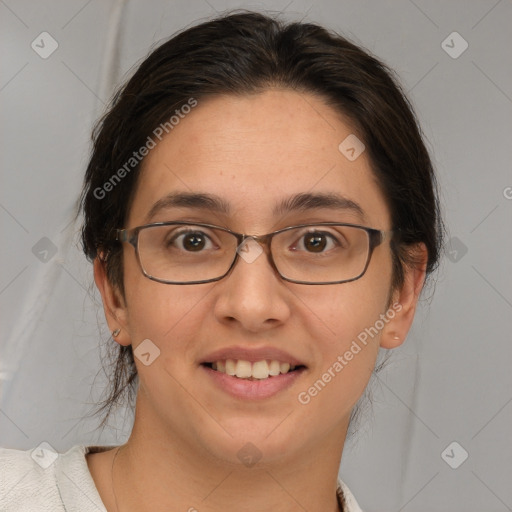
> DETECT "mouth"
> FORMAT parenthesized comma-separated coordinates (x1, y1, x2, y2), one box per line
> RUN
(201, 359, 306, 380)
(199, 346, 308, 399)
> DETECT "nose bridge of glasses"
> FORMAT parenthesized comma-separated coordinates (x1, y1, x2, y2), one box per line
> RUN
(241, 232, 272, 249)
(234, 233, 275, 268)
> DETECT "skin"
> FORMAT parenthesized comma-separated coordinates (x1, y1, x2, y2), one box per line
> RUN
(88, 89, 427, 512)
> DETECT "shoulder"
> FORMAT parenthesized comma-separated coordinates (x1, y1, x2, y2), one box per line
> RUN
(338, 479, 364, 512)
(0, 444, 110, 512)
(0, 444, 64, 511)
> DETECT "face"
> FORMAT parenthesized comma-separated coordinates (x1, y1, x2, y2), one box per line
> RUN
(96, 89, 423, 467)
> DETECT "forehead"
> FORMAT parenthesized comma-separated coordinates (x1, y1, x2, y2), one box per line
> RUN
(127, 89, 390, 229)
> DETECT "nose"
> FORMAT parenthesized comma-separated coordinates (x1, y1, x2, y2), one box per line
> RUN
(212, 238, 291, 332)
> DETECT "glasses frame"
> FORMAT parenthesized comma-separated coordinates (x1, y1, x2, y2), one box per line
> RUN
(115, 221, 392, 285)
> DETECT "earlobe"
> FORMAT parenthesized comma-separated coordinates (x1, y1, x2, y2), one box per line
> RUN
(380, 243, 428, 349)
(93, 256, 131, 347)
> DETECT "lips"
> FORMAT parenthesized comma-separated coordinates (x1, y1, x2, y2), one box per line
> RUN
(201, 347, 306, 383)
(204, 359, 300, 379)
(201, 346, 305, 366)
(199, 346, 307, 381)
(200, 363, 307, 400)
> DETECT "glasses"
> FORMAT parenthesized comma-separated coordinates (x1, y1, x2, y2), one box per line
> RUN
(115, 221, 391, 285)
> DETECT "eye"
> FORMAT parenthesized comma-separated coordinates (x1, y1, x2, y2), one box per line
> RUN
(296, 231, 338, 253)
(169, 230, 215, 252)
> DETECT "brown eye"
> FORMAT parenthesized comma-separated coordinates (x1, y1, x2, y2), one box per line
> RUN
(303, 234, 327, 252)
(167, 230, 213, 252)
(181, 232, 206, 251)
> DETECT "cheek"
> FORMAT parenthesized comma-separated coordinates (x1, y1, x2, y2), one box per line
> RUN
(292, 267, 391, 413)
(123, 257, 207, 357)
(310, 287, 384, 382)
(124, 279, 210, 415)
(296, 270, 391, 347)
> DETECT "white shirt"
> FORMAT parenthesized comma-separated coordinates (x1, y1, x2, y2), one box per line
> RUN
(0, 445, 363, 511)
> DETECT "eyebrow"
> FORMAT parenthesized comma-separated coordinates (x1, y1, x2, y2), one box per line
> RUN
(145, 191, 365, 222)
(145, 192, 231, 221)
(273, 192, 365, 219)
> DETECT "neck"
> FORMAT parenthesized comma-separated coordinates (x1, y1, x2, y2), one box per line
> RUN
(111, 398, 348, 512)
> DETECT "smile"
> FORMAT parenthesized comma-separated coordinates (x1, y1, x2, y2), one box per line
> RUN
(203, 359, 304, 380)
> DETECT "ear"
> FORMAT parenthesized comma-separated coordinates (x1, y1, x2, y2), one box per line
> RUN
(94, 255, 131, 347)
(380, 243, 428, 349)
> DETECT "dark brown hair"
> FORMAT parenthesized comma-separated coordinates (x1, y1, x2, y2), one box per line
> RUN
(80, 11, 443, 428)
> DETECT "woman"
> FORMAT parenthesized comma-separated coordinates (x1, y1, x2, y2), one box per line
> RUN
(1, 11, 442, 512)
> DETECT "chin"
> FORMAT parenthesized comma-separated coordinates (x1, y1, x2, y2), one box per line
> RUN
(195, 418, 304, 468)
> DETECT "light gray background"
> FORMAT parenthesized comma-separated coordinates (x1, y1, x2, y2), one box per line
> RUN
(1, 1, 511, 510)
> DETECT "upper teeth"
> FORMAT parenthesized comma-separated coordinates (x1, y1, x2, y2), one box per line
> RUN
(211, 359, 296, 379)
